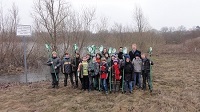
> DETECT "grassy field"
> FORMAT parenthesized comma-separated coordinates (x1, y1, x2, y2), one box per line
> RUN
(0, 53, 199, 112)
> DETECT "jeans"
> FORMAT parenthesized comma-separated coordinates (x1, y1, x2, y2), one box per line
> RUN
(101, 79, 108, 92)
(124, 81, 133, 92)
(133, 72, 141, 88)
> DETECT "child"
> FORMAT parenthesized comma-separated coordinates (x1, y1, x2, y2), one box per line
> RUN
(100, 57, 109, 94)
(112, 58, 121, 92)
(141, 53, 154, 92)
(122, 55, 134, 93)
(46, 51, 61, 88)
(105, 53, 111, 88)
(132, 53, 142, 89)
(88, 56, 99, 91)
(61, 53, 73, 87)
(86, 54, 92, 63)
(71, 53, 82, 88)
(96, 53, 102, 64)
(78, 56, 89, 91)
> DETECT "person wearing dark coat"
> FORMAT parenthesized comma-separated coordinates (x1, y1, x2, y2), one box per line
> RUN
(129, 44, 141, 87)
(46, 51, 61, 88)
(72, 53, 82, 88)
(88, 56, 99, 91)
(61, 53, 73, 87)
(141, 53, 154, 91)
(118, 47, 124, 60)
(129, 44, 141, 61)
(121, 55, 134, 93)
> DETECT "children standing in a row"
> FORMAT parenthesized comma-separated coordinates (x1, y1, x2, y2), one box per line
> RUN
(46, 49, 153, 94)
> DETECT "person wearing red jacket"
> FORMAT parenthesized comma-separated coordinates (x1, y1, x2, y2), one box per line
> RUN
(112, 58, 121, 92)
(100, 57, 109, 94)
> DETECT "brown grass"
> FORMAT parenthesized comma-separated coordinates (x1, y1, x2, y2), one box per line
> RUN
(0, 53, 199, 112)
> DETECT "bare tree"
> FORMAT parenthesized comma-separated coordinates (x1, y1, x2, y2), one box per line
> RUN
(32, 0, 71, 51)
(96, 17, 109, 32)
(133, 5, 149, 33)
(78, 7, 96, 52)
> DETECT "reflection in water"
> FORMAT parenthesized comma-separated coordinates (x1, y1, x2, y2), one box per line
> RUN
(0, 66, 64, 83)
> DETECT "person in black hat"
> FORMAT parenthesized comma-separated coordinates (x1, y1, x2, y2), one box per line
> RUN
(121, 55, 134, 93)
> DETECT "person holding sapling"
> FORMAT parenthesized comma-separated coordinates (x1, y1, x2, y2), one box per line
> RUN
(88, 56, 100, 91)
(72, 53, 82, 88)
(121, 55, 134, 93)
(105, 53, 111, 87)
(46, 51, 61, 88)
(100, 57, 109, 94)
(78, 56, 89, 91)
(61, 52, 73, 87)
(141, 53, 154, 92)
(112, 58, 121, 92)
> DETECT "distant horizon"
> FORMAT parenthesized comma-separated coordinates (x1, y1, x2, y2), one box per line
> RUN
(1, 0, 200, 31)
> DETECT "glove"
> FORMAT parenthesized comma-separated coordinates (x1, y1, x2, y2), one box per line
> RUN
(51, 61, 53, 64)
(54, 66, 57, 69)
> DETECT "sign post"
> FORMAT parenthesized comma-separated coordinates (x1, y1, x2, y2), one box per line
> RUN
(17, 25, 32, 83)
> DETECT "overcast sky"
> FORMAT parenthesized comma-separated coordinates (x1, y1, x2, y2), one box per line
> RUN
(1, 0, 200, 30)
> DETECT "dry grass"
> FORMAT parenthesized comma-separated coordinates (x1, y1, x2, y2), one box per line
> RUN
(0, 53, 199, 112)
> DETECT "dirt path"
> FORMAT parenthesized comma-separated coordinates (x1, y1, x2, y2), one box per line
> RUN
(0, 54, 199, 112)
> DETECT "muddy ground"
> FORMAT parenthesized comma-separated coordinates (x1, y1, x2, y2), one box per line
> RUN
(0, 53, 199, 112)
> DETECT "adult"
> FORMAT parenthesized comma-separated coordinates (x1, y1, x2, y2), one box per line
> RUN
(129, 44, 141, 87)
(118, 47, 123, 60)
(129, 44, 141, 61)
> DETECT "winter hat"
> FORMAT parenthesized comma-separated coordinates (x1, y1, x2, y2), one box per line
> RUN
(125, 55, 130, 59)
(111, 54, 116, 58)
(113, 58, 118, 63)
(135, 53, 140, 57)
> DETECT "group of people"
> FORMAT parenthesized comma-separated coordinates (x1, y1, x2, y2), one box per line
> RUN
(46, 44, 153, 94)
